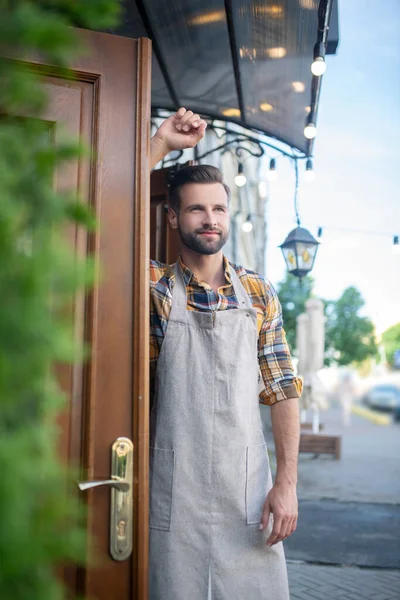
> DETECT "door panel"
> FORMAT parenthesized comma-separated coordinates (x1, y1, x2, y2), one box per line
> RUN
(11, 30, 151, 599)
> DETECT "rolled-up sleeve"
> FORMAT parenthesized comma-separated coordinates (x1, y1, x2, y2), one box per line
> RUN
(258, 284, 303, 405)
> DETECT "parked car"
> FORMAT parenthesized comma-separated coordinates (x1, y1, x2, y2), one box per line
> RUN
(362, 384, 400, 412)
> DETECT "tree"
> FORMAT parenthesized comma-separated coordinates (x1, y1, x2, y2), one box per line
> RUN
(381, 323, 400, 367)
(276, 273, 313, 350)
(325, 286, 377, 366)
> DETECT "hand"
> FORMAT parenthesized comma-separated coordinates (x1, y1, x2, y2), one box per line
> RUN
(151, 107, 207, 163)
(259, 483, 298, 546)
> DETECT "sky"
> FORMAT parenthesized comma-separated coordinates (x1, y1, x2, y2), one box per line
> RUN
(265, 0, 400, 336)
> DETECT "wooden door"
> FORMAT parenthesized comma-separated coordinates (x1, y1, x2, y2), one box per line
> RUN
(150, 166, 181, 263)
(12, 30, 151, 599)
(150, 162, 194, 264)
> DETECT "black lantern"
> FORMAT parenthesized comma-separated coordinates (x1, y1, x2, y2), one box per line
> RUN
(279, 226, 319, 278)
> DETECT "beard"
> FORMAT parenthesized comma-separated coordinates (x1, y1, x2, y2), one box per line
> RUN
(177, 223, 229, 255)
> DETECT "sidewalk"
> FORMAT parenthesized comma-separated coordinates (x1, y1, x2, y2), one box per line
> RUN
(287, 561, 400, 600)
(294, 404, 400, 505)
(260, 403, 400, 598)
(261, 403, 400, 504)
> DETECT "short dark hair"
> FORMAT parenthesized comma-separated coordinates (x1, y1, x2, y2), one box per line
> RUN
(168, 164, 230, 214)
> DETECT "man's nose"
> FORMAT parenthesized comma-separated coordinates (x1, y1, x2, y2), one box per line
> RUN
(202, 210, 217, 227)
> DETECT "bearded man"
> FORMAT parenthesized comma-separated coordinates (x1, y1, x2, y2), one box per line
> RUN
(148, 108, 302, 600)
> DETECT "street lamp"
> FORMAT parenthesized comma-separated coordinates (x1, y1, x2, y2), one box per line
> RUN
(279, 226, 319, 278)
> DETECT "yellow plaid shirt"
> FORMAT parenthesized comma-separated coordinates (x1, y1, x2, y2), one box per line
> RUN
(150, 256, 302, 405)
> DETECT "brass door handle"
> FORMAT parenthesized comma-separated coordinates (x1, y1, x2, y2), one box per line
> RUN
(77, 478, 130, 492)
(76, 437, 134, 561)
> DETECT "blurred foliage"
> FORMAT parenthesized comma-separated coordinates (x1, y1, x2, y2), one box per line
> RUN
(381, 323, 400, 367)
(277, 275, 377, 367)
(324, 287, 377, 366)
(0, 2, 121, 599)
(276, 272, 314, 350)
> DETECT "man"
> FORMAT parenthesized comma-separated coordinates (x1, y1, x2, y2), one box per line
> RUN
(149, 108, 302, 600)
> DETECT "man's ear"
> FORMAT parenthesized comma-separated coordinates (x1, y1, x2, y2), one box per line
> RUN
(168, 206, 179, 230)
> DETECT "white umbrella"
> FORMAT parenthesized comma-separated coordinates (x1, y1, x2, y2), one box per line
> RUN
(296, 298, 327, 432)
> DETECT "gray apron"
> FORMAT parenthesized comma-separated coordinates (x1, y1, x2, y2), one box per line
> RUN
(149, 263, 290, 600)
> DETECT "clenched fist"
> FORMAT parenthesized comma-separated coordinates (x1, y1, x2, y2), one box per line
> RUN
(150, 108, 207, 168)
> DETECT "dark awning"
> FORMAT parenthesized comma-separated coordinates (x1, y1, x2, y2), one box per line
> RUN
(109, 1, 339, 155)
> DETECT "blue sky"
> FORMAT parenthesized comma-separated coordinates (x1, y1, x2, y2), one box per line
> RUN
(266, 0, 400, 335)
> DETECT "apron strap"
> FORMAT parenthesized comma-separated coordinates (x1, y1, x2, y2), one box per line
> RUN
(228, 265, 253, 309)
(169, 263, 189, 320)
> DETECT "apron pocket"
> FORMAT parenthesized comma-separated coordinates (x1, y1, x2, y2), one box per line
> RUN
(246, 442, 269, 525)
(149, 447, 174, 531)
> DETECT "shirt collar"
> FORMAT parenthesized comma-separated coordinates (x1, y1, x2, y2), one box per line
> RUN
(177, 255, 232, 287)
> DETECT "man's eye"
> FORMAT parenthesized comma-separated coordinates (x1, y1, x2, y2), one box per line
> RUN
(216, 207, 225, 212)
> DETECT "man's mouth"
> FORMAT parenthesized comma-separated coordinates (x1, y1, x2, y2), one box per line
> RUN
(197, 230, 220, 236)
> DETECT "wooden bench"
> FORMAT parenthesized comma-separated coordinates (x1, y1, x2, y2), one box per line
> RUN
(299, 433, 341, 460)
(300, 422, 324, 431)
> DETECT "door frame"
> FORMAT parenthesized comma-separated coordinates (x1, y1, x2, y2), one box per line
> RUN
(132, 37, 151, 599)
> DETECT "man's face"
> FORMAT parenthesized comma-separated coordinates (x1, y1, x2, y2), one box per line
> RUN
(169, 182, 230, 255)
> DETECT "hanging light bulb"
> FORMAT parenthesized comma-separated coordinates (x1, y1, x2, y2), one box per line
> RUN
(317, 227, 323, 242)
(304, 111, 317, 139)
(235, 163, 247, 187)
(311, 42, 327, 76)
(393, 235, 400, 255)
(242, 214, 253, 233)
(304, 123, 316, 139)
(304, 158, 315, 182)
(266, 158, 277, 181)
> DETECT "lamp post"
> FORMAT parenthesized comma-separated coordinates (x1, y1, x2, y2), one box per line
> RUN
(279, 226, 319, 279)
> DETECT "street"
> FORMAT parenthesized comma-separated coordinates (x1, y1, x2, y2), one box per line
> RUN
(263, 402, 400, 599)
(285, 499, 400, 569)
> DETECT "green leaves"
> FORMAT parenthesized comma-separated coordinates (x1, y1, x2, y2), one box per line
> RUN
(0, 1, 121, 598)
(36, 0, 123, 30)
(381, 323, 400, 367)
(325, 287, 377, 366)
(276, 275, 378, 367)
(276, 273, 314, 350)
(65, 199, 97, 231)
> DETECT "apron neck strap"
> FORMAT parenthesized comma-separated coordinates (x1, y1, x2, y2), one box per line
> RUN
(228, 265, 253, 309)
(171, 262, 189, 315)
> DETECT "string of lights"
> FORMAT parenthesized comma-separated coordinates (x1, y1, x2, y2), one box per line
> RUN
(238, 214, 400, 247)
(304, 0, 334, 152)
(315, 226, 400, 253)
(315, 225, 399, 239)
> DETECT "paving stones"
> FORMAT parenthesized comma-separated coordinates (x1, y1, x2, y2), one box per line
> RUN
(287, 562, 400, 600)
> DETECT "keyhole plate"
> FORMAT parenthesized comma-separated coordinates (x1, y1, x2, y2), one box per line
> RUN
(110, 437, 134, 561)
